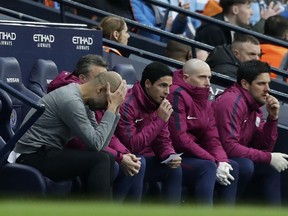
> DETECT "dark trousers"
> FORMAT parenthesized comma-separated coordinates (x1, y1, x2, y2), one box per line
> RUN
(181, 158, 239, 206)
(144, 156, 182, 204)
(16, 148, 114, 200)
(113, 156, 146, 203)
(182, 157, 217, 205)
(232, 157, 281, 205)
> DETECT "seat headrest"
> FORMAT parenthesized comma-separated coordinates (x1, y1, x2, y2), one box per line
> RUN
(112, 64, 138, 87)
(0, 57, 23, 91)
(29, 59, 59, 93)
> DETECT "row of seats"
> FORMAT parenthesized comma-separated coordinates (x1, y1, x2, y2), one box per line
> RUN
(0, 82, 72, 195)
(0, 56, 139, 133)
(0, 56, 139, 196)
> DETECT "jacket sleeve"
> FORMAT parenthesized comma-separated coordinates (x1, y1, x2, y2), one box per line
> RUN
(201, 105, 229, 162)
(171, 13, 187, 35)
(151, 123, 177, 160)
(250, 115, 278, 152)
(131, 0, 155, 26)
(213, 95, 272, 163)
(104, 135, 130, 163)
(116, 101, 175, 158)
(59, 98, 116, 151)
(168, 92, 216, 161)
(95, 110, 130, 163)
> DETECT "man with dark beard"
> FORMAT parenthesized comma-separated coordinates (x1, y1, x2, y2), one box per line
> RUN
(11, 71, 127, 200)
(213, 60, 288, 205)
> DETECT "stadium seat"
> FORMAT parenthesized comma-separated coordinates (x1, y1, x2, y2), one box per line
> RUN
(0, 86, 72, 196)
(113, 64, 138, 88)
(0, 57, 40, 131)
(0, 89, 14, 142)
(103, 52, 147, 81)
(28, 59, 59, 97)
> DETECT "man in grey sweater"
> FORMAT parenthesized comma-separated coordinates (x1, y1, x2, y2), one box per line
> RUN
(13, 71, 127, 200)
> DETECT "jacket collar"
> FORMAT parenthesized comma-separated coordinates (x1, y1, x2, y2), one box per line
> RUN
(132, 82, 158, 113)
(233, 83, 262, 111)
(173, 69, 210, 106)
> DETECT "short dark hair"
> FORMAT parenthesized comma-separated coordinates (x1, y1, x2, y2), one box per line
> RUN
(237, 60, 271, 85)
(264, 15, 288, 39)
(166, 38, 192, 61)
(220, 0, 251, 14)
(72, 54, 108, 77)
(140, 61, 173, 87)
(233, 33, 260, 45)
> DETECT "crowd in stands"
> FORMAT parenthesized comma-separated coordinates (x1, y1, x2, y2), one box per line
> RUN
(3, 0, 288, 206)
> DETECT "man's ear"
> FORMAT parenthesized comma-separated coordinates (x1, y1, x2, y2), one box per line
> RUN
(284, 31, 288, 41)
(186, 50, 192, 61)
(94, 84, 106, 95)
(79, 74, 86, 83)
(232, 5, 239, 15)
(233, 48, 239, 58)
(144, 79, 151, 88)
(112, 30, 119, 40)
(241, 79, 249, 90)
(183, 73, 189, 82)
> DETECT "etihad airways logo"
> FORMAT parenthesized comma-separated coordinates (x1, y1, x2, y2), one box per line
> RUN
(72, 36, 93, 50)
(0, 32, 16, 46)
(33, 34, 55, 48)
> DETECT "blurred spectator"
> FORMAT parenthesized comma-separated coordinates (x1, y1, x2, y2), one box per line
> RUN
(206, 33, 261, 78)
(115, 62, 183, 204)
(195, 0, 282, 48)
(131, 0, 187, 41)
(74, 0, 134, 21)
(260, 15, 288, 79)
(157, 0, 203, 38)
(195, 0, 253, 47)
(98, 16, 130, 57)
(165, 37, 192, 63)
(167, 59, 239, 205)
(213, 60, 288, 205)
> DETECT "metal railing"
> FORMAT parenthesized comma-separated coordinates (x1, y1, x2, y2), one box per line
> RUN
(54, 0, 288, 79)
(103, 38, 288, 103)
(0, 81, 45, 159)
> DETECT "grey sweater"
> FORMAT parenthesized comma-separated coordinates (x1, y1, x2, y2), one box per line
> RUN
(14, 83, 119, 154)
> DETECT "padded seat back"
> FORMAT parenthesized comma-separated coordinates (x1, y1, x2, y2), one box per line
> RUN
(28, 59, 59, 97)
(0, 57, 40, 130)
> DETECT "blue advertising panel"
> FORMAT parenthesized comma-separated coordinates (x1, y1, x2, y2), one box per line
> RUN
(0, 23, 102, 85)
